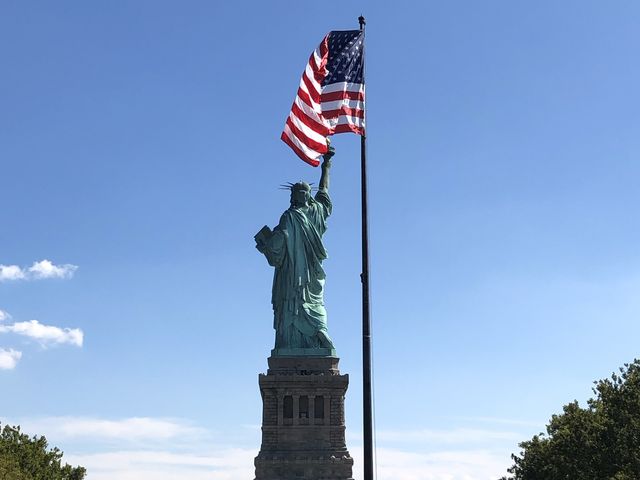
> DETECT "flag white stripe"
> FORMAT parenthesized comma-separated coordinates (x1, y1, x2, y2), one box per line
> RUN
(294, 96, 329, 130)
(298, 77, 322, 112)
(321, 82, 365, 94)
(283, 123, 323, 160)
(336, 116, 365, 126)
(327, 116, 365, 129)
(288, 112, 327, 144)
(304, 63, 322, 97)
(321, 99, 364, 111)
(312, 48, 323, 70)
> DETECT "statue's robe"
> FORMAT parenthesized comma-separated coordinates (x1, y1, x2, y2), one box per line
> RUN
(261, 189, 334, 350)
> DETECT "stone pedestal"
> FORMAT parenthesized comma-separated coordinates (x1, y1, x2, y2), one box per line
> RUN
(254, 356, 354, 480)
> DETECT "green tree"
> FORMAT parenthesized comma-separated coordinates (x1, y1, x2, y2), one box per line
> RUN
(0, 424, 86, 480)
(501, 359, 640, 480)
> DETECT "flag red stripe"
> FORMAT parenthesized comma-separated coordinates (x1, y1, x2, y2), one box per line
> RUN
(282, 122, 326, 158)
(281, 131, 321, 167)
(294, 96, 329, 132)
(302, 71, 321, 104)
(291, 102, 330, 136)
(320, 90, 365, 102)
(319, 35, 329, 60)
(295, 86, 316, 111)
(334, 123, 365, 135)
(286, 117, 328, 154)
(308, 53, 325, 84)
(323, 106, 365, 119)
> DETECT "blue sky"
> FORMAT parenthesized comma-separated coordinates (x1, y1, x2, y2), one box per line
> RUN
(1, 1, 639, 479)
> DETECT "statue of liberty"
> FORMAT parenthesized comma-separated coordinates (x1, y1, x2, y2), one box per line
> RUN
(255, 146, 336, 356)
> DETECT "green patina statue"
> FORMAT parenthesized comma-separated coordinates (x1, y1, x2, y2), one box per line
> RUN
(255, 147, 337, 357)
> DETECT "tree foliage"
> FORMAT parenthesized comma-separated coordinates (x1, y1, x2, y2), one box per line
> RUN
(0, 424, 86, 480)
(501, 359, 640, 480)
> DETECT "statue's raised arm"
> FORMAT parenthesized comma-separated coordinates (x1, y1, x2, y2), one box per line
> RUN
(318, 145, 335, 192)
(312, 145, 334, 220)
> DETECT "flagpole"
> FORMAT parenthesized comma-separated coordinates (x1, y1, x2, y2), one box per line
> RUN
(358, 14, 374, 480)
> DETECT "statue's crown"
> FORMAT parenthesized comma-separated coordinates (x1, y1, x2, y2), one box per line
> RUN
(280, 181, 313, 192)
(292, 181, 311, 193)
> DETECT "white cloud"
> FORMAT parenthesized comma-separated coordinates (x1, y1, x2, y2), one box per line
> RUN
(0, 348, 22, 370)
(0, 264, 26, 281)
(28, 259, 78, 279)
(357, 447, 510, 480)
(0, 418, 517, 480)
(28, 417, 204, 442)
(66, 449, 255, 480)
(0, 260, 78, 281)
(347, 429, 516, 479)
(0, 309, 10, 322)
(375, 427, 520, 444)
(0, 320, 83, 347)
(456, 416, 544, 428)
(66, 444, 510, 480)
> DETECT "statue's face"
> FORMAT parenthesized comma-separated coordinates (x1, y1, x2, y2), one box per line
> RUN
(291, 189, 309, 208)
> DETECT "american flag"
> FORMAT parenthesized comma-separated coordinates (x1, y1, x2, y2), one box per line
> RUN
(281, 30, 365, 166)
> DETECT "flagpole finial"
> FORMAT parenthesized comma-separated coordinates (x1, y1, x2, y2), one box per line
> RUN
(358, 15, 366, 30)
